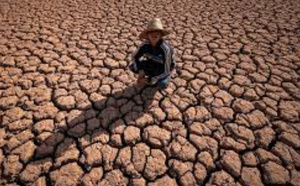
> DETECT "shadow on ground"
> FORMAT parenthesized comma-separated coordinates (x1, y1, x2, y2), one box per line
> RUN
(30, 83, 160, 179)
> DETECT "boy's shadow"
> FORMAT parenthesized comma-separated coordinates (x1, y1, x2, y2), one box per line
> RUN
(33, 83, 160, 171)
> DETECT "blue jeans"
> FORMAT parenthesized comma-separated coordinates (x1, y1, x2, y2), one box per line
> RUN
(156, 76, 170, 89)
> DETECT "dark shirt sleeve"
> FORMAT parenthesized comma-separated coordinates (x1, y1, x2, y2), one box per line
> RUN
(131, 41, 148, 71)
(131, 41, 148, 70)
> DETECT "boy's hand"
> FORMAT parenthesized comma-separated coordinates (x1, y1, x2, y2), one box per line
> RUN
(143, 53, 151, 59)
(144, 53, 163, 63)
(137, 77, 147, 85)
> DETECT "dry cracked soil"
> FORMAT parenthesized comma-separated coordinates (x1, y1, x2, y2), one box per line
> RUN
(0, 0, 300, 185)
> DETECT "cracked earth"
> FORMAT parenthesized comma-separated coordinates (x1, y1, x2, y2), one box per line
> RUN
(0, 0, 300, 185)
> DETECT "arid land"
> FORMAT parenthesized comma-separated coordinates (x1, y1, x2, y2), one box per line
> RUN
(0, 0, 300, 185)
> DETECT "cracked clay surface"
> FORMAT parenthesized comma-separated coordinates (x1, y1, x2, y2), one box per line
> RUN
(0, 0, 300, 185)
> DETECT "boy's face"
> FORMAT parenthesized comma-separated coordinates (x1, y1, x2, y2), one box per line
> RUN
(147, 31, 162, 46)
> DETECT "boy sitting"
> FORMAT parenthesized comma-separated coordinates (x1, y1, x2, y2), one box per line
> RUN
(129, 18, 175, 89)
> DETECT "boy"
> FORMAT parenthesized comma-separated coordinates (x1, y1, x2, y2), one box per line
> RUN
(129, 18, 175, 89)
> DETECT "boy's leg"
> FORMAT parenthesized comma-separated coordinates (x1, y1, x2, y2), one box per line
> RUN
(156, 76, 171, 89)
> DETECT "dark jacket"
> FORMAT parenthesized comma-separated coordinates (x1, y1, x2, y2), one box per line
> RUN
(131, 39, 175, 82)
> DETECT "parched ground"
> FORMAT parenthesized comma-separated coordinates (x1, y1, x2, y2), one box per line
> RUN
(0, 0, 300, 185)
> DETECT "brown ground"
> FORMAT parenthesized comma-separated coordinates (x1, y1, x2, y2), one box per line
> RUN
(0, 0, 300, 185)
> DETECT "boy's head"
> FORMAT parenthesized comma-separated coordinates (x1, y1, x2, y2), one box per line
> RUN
(147, 30, 163, 47)
(139, 18, 169, 46)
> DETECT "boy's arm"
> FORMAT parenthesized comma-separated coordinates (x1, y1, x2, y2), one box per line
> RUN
(129, 41, 148, 72)
(149, 42, 174, 84)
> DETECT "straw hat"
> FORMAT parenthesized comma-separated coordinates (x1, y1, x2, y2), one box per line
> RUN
(139, 18, 170, 40)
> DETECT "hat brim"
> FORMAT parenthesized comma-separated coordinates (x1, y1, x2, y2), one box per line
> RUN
(139, 29, 170, 40)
